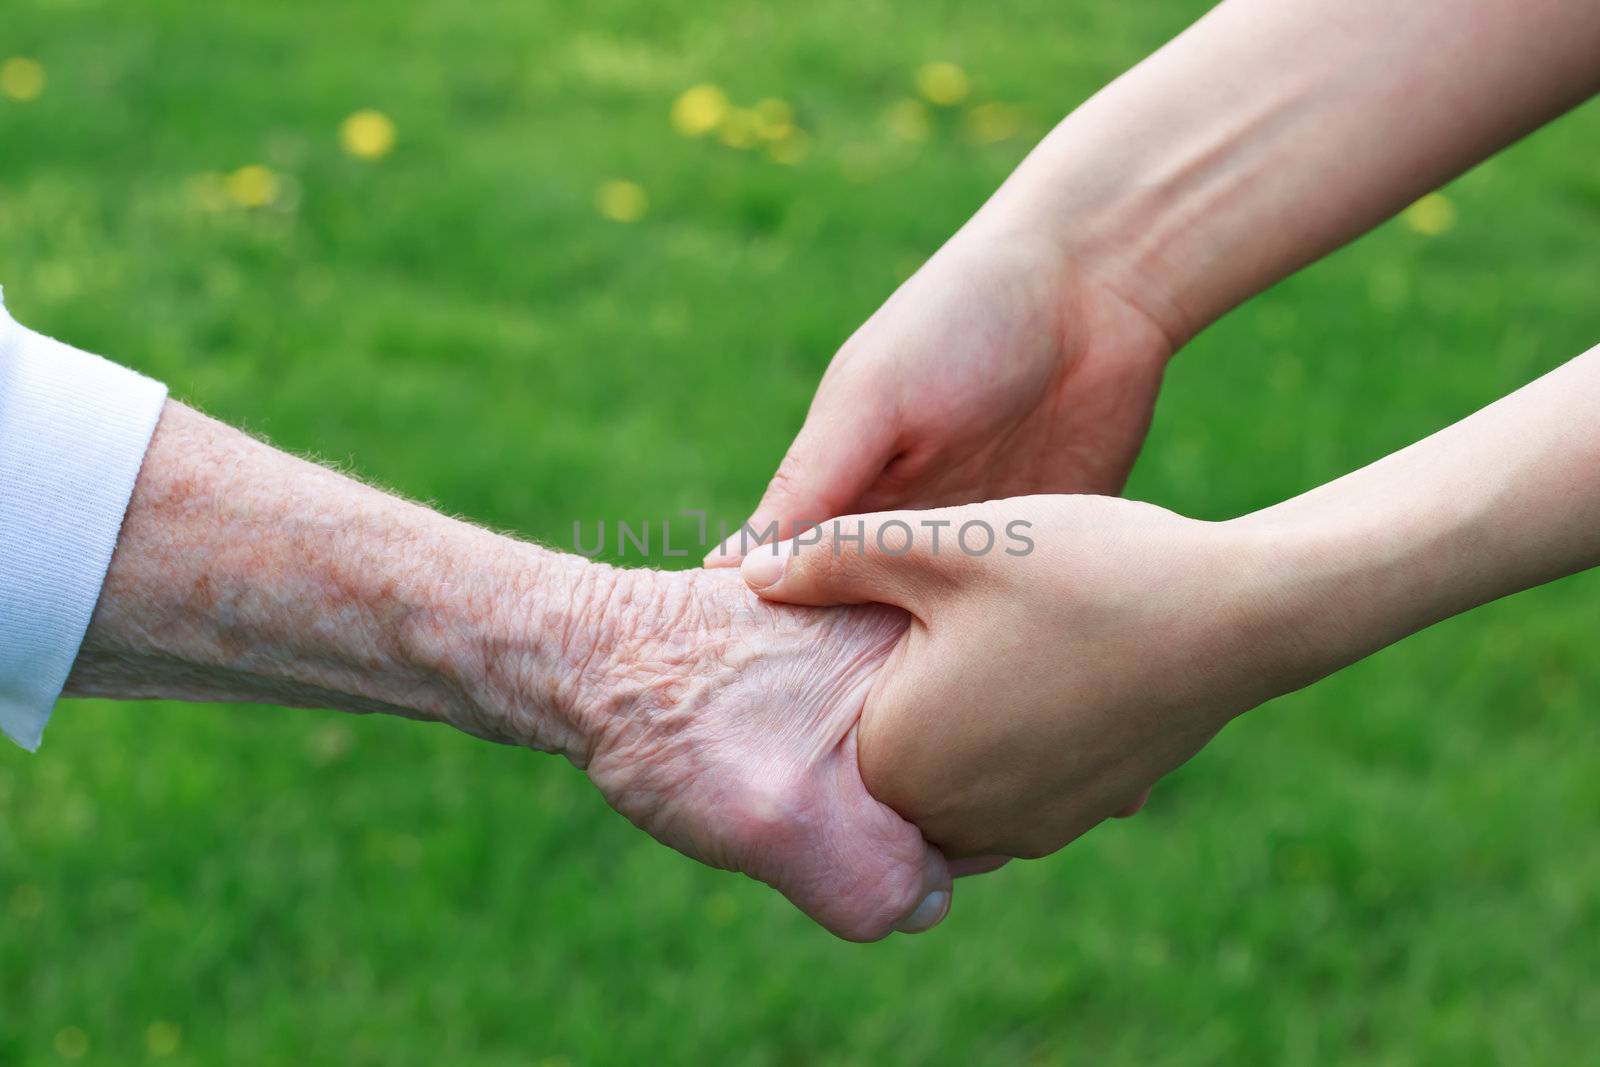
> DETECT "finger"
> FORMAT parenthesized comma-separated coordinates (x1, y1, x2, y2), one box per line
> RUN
(703, 400, 897, 568)
(772, 730, 954, 941)
(739, 511, 949, 612)
(1113, 787, 1152, 819)
(949, 854, 1011, 878)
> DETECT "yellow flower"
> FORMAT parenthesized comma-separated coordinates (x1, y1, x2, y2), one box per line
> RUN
(1402, 193, 1456, 236)
(719, 108, 761, 150)
(595, 179, 648, 222)
(54, 1027, 89, 1061)
(185, 173, 231, 213)
(671, 83, 729, 137)
(225, 165, 280, 208)
(340, 109, 396, 160)
(752, 98, 794, 141)
(146, 1021, 182, 1057)
(883, 98, 930, 142)
(767, 129, 811, 166)
(0, 57, 46, 101)
(9, 882, 43, 919)
(964, 102, 1023, 144)
(915, 61, 969, 107)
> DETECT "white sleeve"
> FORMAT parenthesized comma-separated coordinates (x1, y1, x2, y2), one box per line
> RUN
(0, 289, 167, 751)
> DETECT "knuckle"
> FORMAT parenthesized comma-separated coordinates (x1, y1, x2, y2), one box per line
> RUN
(779, 530, 843, 589)
(729, 777, 810, 854)
(832, 912, 894, 943)
(879, 862, 931, 920)
(762, 450, 813, 512)
(829, 869, 923, 943)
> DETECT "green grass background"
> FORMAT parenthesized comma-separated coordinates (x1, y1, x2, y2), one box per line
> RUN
(2, 0, 1598, 1063)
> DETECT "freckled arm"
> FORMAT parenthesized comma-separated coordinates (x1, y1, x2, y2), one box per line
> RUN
(64, 400, 613, 761)
(59, 400, 951, 939)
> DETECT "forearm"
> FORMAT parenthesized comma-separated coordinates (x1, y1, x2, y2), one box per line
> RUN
(1239, 345, 1600, 687)
(59, 402, 946, 938)
(976, 0, 1600, 345)
(65, 401, 609, 759)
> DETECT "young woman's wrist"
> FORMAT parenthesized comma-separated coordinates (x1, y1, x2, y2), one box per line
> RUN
(1224, 485, 1486, 701)
(970, 122, 1215, 356)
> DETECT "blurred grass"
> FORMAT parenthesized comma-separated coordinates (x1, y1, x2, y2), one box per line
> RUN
(2, 0, 1598, 1063)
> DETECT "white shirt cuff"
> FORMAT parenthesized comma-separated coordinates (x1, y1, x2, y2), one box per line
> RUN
(0, 291, 167, 751)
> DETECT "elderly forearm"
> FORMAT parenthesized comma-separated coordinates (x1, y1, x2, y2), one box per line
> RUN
(1238, 344, 1600, 687)
(65, 400, 609, 759)
(56, 401, 948, 937)
(975, 0, 1600, 345)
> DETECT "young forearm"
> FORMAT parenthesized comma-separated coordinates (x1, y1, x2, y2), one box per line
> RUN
(977, 0, 1600, 344)
(65, 401, 607, 758)
(1240, 345, 1600, 687)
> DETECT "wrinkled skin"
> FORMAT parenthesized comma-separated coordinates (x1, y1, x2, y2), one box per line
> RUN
(571, 567, 949, 942)
(707, 231, 1173, 561)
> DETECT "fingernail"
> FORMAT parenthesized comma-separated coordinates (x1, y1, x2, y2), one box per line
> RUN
(895, 890, 950, 934)
(741, 539, 793, 589)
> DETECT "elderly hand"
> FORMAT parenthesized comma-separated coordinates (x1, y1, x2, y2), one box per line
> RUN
(549, 566, 955, 940)
(69, 402, 954, 942)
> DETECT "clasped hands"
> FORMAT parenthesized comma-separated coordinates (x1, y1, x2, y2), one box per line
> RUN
(57, 0, 1598, 948)
(80, 165, 1588, 947)
(567, 234, 1310, 941)
(577, 212, 1563, 939)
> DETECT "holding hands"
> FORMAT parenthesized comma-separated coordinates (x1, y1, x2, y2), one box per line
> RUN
(740, 497, 1262, 860)
(30, 0, 1600, 945)
(734, 342, 1600, 893)
(684, 0, 1600, 929)
(572, 567, 951, 939)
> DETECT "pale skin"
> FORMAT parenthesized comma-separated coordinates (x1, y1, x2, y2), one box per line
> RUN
(721, 0, 1600, 856)
(48, 0, 1600, 939)
(744, 344, 1600, 857)
(66, 401, 953, 941)
(707, 0, 1600, 559)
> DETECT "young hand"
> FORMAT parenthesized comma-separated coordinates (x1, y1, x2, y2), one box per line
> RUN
(704, 230, 1172, 564)
(738, 496, 1288, 858)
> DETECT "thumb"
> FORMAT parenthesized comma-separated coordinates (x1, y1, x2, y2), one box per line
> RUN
(739, 512, 947, 612)
(704, 404, 897, 568)
(772, 726, 954, 941)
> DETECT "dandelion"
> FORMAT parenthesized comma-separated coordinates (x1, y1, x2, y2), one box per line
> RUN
(146, 1021, 182, 1057)
(767, 129, 811, 166)
(307, 722, 354, 765)
(9, 882, 43, 919)
(964, 102, 1023, 144)
(0, 57, 45, 101)
(225, 165, 280, 209)
(884, 98, 931, 142)
(185, 173, 232, 213)
(1402, 193, 1456, 236)
(54, 1027, 89, 1060)
(752, 98, 794, 141)
(718, 108, 761, 150)
(916, 61, 970, 107)
(340, 109, 396, 160)
(671, 84, 729, 137)
(595, 180, 647, 222)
